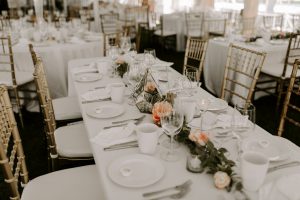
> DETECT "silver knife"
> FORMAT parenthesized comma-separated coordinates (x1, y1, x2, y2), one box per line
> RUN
(82, 98, 111, 104)
(268, 161, 300, 173)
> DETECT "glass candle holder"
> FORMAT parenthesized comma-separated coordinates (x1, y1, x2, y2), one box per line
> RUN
(186, 154, 203, 173)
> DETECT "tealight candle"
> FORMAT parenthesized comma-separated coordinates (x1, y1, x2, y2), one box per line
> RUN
(186, 154, 202, 173)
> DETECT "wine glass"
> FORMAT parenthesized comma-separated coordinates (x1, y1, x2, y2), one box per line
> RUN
(126, 63, 143, 105)
(160, 109, 184, 161)
(120, 36, 131, 54)
(144, 48, 156, 67)
(108, 46, 120, 77)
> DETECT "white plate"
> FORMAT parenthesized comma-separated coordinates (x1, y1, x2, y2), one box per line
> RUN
(207, 98, 228, 111)
(75, 73, 102, 82)
(108, 154, 165, 188)
(81, 88, 110, 101)
(242, 137, 290, 162)
(86, 103, 125, 119)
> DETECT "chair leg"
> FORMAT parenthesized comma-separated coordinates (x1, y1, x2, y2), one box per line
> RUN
(276, 81, 284, 110)
(13, 87, 24, 128)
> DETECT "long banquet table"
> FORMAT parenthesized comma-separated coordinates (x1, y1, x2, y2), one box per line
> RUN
(68, 56, 300, 200)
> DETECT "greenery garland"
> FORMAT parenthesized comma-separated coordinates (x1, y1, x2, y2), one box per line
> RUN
(175, 123, 245, 193)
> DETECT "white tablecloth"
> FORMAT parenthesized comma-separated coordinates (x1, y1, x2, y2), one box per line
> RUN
(12, 39, 103, 98)
(204, 39, 288, 99)
(68, 56, 300, 200)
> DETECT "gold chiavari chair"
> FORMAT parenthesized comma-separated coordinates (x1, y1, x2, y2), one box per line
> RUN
(33, 58, 93, 171)
(0, 85, 29, 200)
(154, 15, 177, 50)
(291, 14, 300, 32)
(277, 59, 300, 137)
(203, 18, 227, 38)
(182, 37, 208, 83)
(100, 13, 121, 34)
(0, 35, 36, 127)
(185, 12, 205, 38)
(240, 17, 256, 36)
(0, 15, 11, 31)
(0, 85, 102, 200)
(29, 44, 81, 122)
(103, 31, 124, 56)
(255, 33, 300, 109)
(262, 13, 283, 31)
(221, 44, 266, 104)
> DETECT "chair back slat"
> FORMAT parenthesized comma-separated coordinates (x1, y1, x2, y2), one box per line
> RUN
(0, 85, 29, 200)
(33, 58, 58, 170)
(278, 59, 300, 136)
(183, 37, 208, 83)
(282, 33, 300, 77)
(221, 44, 266, 104)
(262, 14, 283, 31)
(203, 18, 227, 37)
(100, 13, 121, 34)
(185, 12, 205, 37)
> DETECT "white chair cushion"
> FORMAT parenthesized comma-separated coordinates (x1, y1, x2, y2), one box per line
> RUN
(55, 123, 92, 158)
(52, 96, 82, 120)
(0, 71, 33, 86)
(261, 63, 300, 78)
(154, 30, 177, 37)
(21, 165, 104, 200)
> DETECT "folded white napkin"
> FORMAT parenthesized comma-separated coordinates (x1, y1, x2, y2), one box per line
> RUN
(73, 62, 98, 74)
(90, 123, 137, 148)
(81, 88, 110, 101)
(259, 173, 300, 200)
(152, 60, 174, 68)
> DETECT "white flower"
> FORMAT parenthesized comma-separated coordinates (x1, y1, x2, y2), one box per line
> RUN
(213, 171, 231, 189)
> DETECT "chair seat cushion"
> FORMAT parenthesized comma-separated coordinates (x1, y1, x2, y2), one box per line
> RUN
(154, 30, 177, 37)
(55, 123, 92, 158)
(0, 71, 33, 86)
(21, 165, 104, 200)
(52, 96, 82, 120)
(261, 63, 300, 78)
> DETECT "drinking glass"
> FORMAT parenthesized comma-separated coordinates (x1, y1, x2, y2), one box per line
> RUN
(126, 63, 143, 105)
(120, 36, 131, 54)
(144, 48, 156, 66)
(160, 109, 184, 161)
(108, 46, 120, 77)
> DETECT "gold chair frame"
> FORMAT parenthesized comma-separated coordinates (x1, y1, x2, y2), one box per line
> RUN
(262, 14, 283, 31)
(33, 58, 92, 171)
(185, 12, 205, 37)
(291, 14, 300, 32)
(0, 35, 36, 127)
(221, 44, 266, 104)
(0, 85, 29, 200)
(103, 32, 123, 56)
(203, 18, 227, 38)
(182, 37, 208, 83)
(278, 59, 300, 136)
(100, 13, 120, 34)
(255, 33, 300, 108)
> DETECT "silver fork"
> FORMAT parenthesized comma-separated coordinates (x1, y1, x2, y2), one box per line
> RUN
(147, 186, 191, 200)
(143, 180, 192, 198)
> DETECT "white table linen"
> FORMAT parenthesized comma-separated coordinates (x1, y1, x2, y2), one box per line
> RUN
(204, 38, 288, 99)
(69, 56, 300, 200)
(12, 39, 103, 98)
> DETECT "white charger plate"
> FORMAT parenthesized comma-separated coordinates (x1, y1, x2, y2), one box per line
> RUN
(86, 103, 125, 119)
(75, 73, 102, 82)
(108, 154, 165, 188)
(207, 98, 228, 111)
(242, 137, 290, 162)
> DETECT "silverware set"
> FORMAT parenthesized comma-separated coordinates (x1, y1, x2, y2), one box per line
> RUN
(81, 98, 111, 104)
(103, 115, 145, 129)
(143, 180, 192, 200)
(104, 141, 138, 151)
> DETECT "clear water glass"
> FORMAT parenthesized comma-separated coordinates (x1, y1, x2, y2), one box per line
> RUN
(144, 48, 156, 66)
(108, 46, 120, 77)
(120, 36, 131, 54)
(160, 109, 184, 162)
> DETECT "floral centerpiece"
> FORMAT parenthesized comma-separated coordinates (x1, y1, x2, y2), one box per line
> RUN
(270, 32, 292, 40)
(115, 59, 128, 78)
(176, 125, 244, 193)
(152, 101, 172, 126)
(144, 81, 159, 103)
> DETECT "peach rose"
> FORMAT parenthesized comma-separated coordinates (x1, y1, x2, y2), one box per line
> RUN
(116, 59, 125, 65)
(213, 171, 231, 189)
(152, 101, 172, 124)
(144, 82, 156, 93)
(188, 131, 209, 146)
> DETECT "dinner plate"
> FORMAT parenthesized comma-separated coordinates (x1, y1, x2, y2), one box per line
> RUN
(207, 98, 228, 111)
(242, 137, 290, 162)
(81, 88, 110, 101)
(107, 154, 165, 188)
(86, 103, 125, 119)
(75, 73, 102, 82)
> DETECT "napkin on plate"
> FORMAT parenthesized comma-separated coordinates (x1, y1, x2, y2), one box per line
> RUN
(259, 173, 300, 200)
(73, 62, 98, 74)
(81, 88, 110, 101)
(90, 122, 137, 148)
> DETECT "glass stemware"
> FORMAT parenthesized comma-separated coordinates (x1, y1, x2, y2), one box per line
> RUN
(160, 109, 184, 162)
(125, 63, 143, 105)
(120, 36, 131, 54)
(108, 46, 120, 77)
(144, 48, 156, 67)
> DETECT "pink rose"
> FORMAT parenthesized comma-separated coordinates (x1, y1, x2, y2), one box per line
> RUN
(188, 131, 209, 146)
(152, 101, 172, 124)
(213, 171, 231, 189)
(144, 82, 156, 93)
